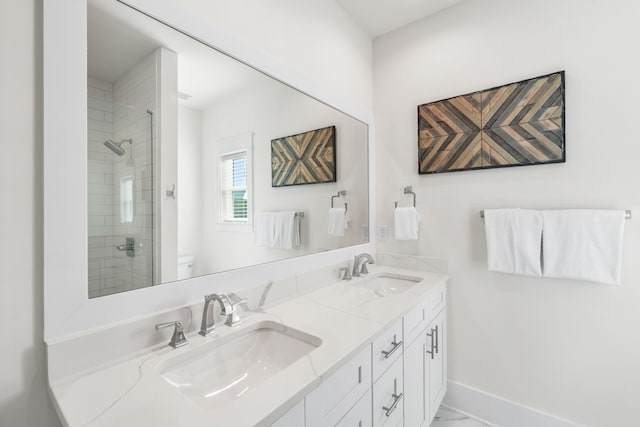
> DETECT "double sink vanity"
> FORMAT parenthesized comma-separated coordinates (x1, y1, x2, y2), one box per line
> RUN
(47, 256, 448, 427)
(44, 2, 446, 426)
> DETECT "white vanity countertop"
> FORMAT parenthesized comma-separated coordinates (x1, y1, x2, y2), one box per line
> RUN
(49, 265, 448, 427)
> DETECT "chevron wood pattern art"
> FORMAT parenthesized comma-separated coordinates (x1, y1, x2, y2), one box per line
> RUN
(418, 71, 565, 174)
(271, 125, 336, 187)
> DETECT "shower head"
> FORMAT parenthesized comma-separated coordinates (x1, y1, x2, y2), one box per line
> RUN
(103, 139, 126, 156)
(103, 138, 133, 157)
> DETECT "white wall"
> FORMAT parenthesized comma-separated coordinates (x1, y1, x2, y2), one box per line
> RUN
(157, 47, 179, 283)
(178, 0, 372, 112)
(0, 0, 61, 426)
(177, 105, 203, 274)
(373, 0, 640, 425)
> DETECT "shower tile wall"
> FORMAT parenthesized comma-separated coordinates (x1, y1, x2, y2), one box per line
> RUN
(111, 50, 157, 294)
(87, 77, 116, 298)
(88, 49, 158, 297)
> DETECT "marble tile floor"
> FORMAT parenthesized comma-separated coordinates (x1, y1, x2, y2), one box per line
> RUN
(431, 406, 492, 427)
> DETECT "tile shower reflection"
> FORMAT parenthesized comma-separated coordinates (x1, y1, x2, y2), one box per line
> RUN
(87, 63, 155, 297)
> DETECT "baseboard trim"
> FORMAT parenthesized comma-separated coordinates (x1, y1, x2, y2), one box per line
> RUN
(442, 380, 584, 427)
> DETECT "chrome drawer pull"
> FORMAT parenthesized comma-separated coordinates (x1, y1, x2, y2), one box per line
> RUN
(382, 392, 403, 417)
(382, 377, 403, 417)
(426, 328, 436, 359)
(434, 324, 439, 354)
(381, 336, 402, 359)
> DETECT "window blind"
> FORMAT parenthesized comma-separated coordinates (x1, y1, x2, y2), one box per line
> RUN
(220, 152, 248, 222)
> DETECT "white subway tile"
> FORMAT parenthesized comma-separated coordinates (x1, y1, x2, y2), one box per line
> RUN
(88, 77, 113, 91)
(88, 86, 105, 100)
(88, 97, 113, 112)
(87, 108, 105, 121)
(88, 119, 113, 133)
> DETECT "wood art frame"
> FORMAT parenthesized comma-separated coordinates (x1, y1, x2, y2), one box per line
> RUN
(271, 125, 336, 187)
(418, 71, 565, 174)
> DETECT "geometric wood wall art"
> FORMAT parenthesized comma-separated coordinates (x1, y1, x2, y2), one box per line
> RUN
(271, 125, 337, 187)
(418, 71, 565, 174)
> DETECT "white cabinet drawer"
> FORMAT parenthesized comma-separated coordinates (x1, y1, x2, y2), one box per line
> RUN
(403, 299, 429, 346)
(372, 356, 403, 427)
(335, 389, 372, 427)
(428, 281, 446, 321)
(372, 318, 403, 380)
(270, 399, 304, 427)
(306, 345, 372, 427)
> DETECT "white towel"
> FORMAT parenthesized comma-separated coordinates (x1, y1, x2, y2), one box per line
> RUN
(542, 210, 625, 285)
(394, 207, 420, 240)
(273, 211, 300, 250)
(328, 208, 350, 236)
(484, 209, 543, 276)
(254, 212, 276, 247)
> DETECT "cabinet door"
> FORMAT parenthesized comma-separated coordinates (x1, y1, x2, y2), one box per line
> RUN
(271, 399, 304, 427)
(403, 333, 426, 427)
(335, 389, 372, 427)
(426, 308, 447, 421)
(306, 345, 372, 427)
(373, 357, 404, 427)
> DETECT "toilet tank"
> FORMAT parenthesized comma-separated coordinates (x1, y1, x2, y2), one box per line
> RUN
(177, 255, 194, 280)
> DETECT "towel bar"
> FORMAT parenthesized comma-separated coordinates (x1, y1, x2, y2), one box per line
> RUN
(331, 190, 348, 213)
(479, 209, 632, 219)
(395, 186, 417, 209)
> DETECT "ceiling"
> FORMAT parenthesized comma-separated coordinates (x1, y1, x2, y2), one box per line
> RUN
(88, 1, 269, 110)
(87, 0, 465, 109)
(336, 0, 465, 37)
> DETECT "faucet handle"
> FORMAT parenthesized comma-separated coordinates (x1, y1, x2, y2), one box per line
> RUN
(339, 266, 352, 280)
(360, 261, 371, 274)
(229, 295, 249, 311)
(155, 321, 188, 348)
(352, 255, 361, 277)
(224, 294, 248, 328)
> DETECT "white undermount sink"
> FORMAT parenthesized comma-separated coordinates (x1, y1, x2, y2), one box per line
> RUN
(157, 321, 321, 409)
(357, 272, 423, 297)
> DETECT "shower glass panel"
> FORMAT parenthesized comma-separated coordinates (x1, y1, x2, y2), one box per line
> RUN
(88, 76, 154, 298)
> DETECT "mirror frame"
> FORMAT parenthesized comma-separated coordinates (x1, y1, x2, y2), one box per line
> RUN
(43, 0, 376, 342)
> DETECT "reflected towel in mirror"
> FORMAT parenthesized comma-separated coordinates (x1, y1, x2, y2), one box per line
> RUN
(255, 211, 301, 249)
(255, 212, 277, 247)
(328, 207, 350, 236)
(274, 211, 300, 249)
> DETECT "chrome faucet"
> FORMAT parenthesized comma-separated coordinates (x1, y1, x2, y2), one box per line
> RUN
(199, 293, 248, 336)
(199, 293, 232, 336)
(352, 253, 375, 277)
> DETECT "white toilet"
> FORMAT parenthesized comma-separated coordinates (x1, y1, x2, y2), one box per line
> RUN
(177, 255, 194, 280)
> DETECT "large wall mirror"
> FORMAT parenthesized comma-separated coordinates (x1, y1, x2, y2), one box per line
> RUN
(86, 0, 369, 298)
